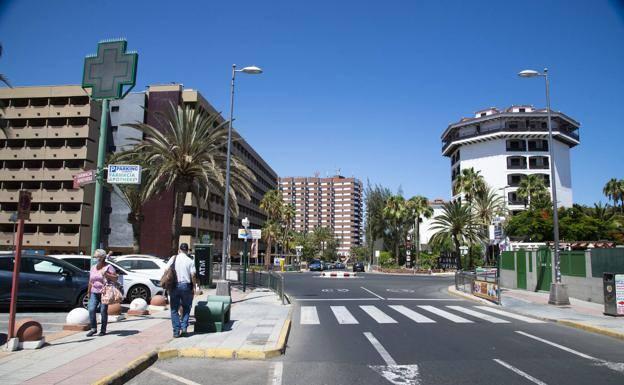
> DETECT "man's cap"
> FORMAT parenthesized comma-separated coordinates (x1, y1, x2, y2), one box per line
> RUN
(180, 243, 189, 252)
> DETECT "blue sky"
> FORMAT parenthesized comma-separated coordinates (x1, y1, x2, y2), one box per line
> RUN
(1, 0, 622, 204)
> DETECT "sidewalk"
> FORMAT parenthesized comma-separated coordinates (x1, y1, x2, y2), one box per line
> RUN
(0, 286, 291, 385)
(449, 285, 624, 340)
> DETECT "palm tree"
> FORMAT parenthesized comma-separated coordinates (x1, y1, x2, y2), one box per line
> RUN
(312, 226, 334, 259)
(430, 200, 479, 270)
(453, 167, 486, 203)
(261, 219, 281, 267)
(280, 203, 296, 262)
(603, 178, 620, 210)
(112, 184, 144, 253)
(114, 103, 255, 255)
(260, 189, 285, 268)
(591, 202, 615, 223)
(383, 195, 408, 263)
(0, 43, 11, 88)
(406, 195, 433, 267)
(516, 174, 548, 208)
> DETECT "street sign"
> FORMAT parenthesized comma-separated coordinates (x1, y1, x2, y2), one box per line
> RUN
(17, 191, 32, 220)
(73, 169, 97, 189)
(107, 164, 141, 184)
(82, 40, 138, 100)
(238, 228, 261, 240)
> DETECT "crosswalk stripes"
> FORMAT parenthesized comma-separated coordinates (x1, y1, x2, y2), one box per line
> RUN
(388, 305, 436, 323)
(298, 304, 543, 326)
(474, 306, 546, 324)
(300, 306, 320, 324)
(331, 306, 359, 324)
(417, 305, 474, 323)
(360, 305, 398, 324)
(446, 306, 510, 323)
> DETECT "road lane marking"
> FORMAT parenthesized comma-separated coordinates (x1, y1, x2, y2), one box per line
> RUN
(270, 361, 283, 385)
(300, 306, 320, 325)
(386, 298, 463, 301)
(361, 287, 385, 300)
(364, 332, 396, 365)
(515, 331, 624, 374)
(418, 305, 473, 323)
(492, 359, 548, 385)
(295, 298, 380, 301)
(388, 305, 436, 323)
(360, 305, 397, 323)
(475, 306, 545, 323)
(446, 306, 510, 323)
(331, 306, 359, 324)
(149, 367, 202, 385)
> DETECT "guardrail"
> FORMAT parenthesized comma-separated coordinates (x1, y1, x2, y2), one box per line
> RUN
(248, 270, 286, 305)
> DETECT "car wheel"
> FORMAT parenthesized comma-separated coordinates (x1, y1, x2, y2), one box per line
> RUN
(78, 291, 89, 309)
(128, 284, 150, 302)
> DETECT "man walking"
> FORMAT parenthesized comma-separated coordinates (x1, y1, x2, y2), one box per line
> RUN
(167, 243, 196, 337)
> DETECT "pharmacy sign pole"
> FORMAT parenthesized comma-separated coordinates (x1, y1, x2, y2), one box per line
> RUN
(82, 39, 138, 259)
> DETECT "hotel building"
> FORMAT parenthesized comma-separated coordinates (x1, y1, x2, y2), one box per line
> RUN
(442, 106, 580, 212)
(279, 175, 363, 257)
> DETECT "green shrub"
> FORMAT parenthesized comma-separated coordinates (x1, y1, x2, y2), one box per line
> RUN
(378, 251, 395, 268)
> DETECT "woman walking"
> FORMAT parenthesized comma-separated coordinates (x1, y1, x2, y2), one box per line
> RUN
(87, 249, 117, 337)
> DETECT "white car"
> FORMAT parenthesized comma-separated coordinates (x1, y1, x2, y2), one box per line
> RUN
(112, 255, 168, 281)
(49, 255, 163, 302)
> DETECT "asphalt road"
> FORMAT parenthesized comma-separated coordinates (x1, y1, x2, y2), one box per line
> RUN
(129, 272, 624, 385)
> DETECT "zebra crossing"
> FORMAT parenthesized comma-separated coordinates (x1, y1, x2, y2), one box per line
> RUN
(298, 304, 545, 326)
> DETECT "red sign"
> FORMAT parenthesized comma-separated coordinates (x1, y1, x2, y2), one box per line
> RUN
(73, 170, 96, 189)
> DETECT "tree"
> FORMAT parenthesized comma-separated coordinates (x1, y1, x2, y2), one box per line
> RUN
(429, 201, 480, 270)
(453, 167, 486, 203)
(114, 103, 255, 255)
(516, 174, 548, 208)
(0, 44, 11, 88)
(603, 178, 620, 209)
(261, 220, 281, 266)
(405, 195, 433, 267)
(365, 181, 392, 260)
(312, 227, 335, 259)
(113, 184, 144, 253)
(350, 245, 369, 262)
(279, 203, 296, 260)
(383, 195, 408, 263)
(260, 189, 285, 268)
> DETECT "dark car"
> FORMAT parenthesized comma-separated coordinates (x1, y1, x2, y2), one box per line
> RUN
(334, 262, 345, 270)
(353, 262, 365, 272)
(309, 260, 323, 271)
(0, 254, 90, 309)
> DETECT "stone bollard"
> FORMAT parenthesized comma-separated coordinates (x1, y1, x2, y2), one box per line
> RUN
(107, 303, 125, 322)
(127, 298, 149, 316)
(63, 308, 90, 331)
(13, 319, 45, 350)
(148, 295, 168, 312)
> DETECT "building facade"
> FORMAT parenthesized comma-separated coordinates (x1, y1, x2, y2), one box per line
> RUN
(0, 86, 98, 252)
(279, 175, 363, 257)
(442, 106, 580, 212)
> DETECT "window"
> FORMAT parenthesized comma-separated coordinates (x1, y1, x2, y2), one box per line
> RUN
(529, 156, 549, 169)
(111, 125, 118, 132)
(507, 156, 527, 169)
(117, 260, 134, 270)
(65, 258, 90, 271)
(31, 258, 64, 274)
(528, 139, 548, 151)
(508, 122, 519, 129)
(480, 113, 486, 117)
(111, 106, 119, 112)
(507, 174, 525, 187)
(506, 139, 526, 152)
(0, 258, 13, 271)
(136, 260, 159, 270)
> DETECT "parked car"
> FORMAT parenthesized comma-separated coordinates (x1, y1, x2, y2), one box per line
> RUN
(112, 255, 168, 281)
(0, 254, 89, 309)
(309, 260, 323, 271)
(324, 262, 334, 270)
(334, 262, 345, 270)
(50, 255, 163, 303)
(353, 262, 365, 272)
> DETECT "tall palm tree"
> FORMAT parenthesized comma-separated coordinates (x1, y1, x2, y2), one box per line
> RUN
(591, 202, 615, 223)
(0, 43, 11, 88)
(114, 103, 255, 255)
(603, 178, 620, 209)
(406, 195, 433, 267)
(383, 195, 408, 263)
(112, 184, 144, 253)
(453, 167, 486, 203)
(260, 189, 284, 268)
(312, 226, 334, 258)
(430, 200, 479, 270)
(280, 203, 296, 262)
(262, 219, 281, 266)
(516, 174, 548, 208)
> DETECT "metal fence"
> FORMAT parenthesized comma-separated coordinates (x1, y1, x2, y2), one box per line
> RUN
(455, 268, 500, 304)
(248, 270, 286, 304)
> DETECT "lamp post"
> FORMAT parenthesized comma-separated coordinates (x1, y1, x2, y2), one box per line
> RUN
(498, 185, 511, 208)
(518, 68, 570, 305)
(220, 64, 262, 282)
(241, 217, 250, 292)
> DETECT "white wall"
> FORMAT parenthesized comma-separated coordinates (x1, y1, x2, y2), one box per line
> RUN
(420, 204, 445, 246)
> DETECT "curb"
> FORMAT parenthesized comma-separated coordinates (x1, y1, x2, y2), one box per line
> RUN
(92, 308, 293, 384)
(446, 286, 624, 341)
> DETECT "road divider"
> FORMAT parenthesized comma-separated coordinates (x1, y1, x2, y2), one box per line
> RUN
(320, 272, 358, 278)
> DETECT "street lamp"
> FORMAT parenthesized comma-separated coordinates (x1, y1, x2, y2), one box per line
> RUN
(220, 64, 263, 283)
(518, 68, 569, 305)
(498, 185, 511, 208)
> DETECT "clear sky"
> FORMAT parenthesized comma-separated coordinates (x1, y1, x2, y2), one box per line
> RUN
(1, 0, 622, 205)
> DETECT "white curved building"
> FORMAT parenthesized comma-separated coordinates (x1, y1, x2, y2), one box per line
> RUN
(442, 106, 580, 212)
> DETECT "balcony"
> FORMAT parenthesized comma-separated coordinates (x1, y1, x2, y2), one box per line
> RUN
(29, 211, 82, 225)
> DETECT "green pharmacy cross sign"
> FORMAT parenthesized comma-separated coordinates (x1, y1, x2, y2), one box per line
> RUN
(82, 39, 138, 257)
(82, 39, 138, 100)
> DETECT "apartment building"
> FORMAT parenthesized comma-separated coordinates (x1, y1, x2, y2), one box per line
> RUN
(0, 85, 98, 252)
(279, 175, 363, 257)
(107, 84, 277, 257)
(442, 106, 580, 213)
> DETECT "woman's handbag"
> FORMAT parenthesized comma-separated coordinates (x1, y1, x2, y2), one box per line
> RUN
(160, 255, 178, 291)
(101, 282, 123, 305)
